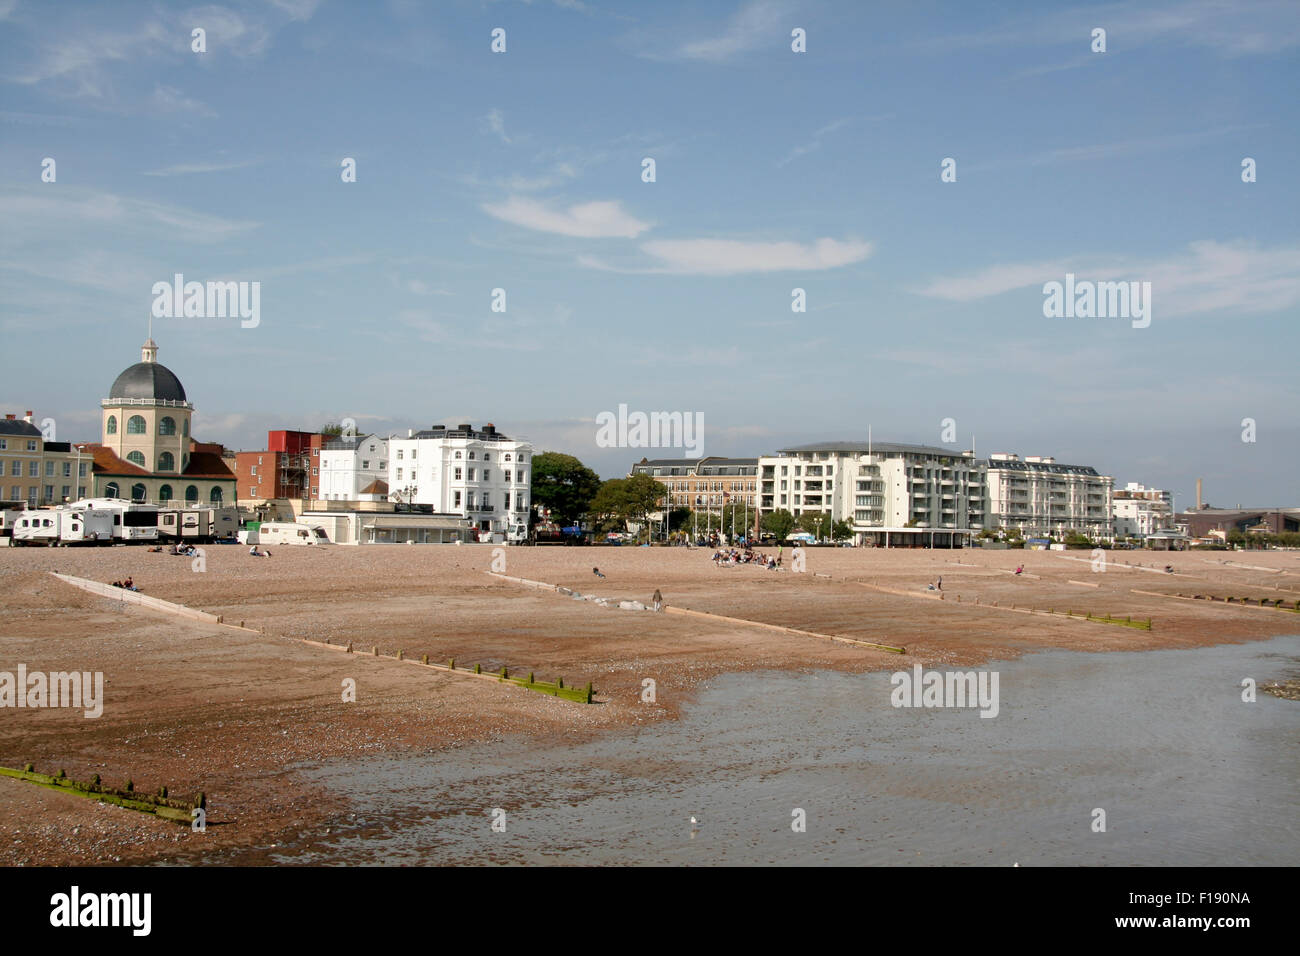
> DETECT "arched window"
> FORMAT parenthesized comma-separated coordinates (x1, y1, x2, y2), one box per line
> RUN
(209, 486, 223, 503)
(131, 483, 147, 502)
(127, 415, 147, 434)
(185, 485, 199, 503)
(159, 484, 173, 503)
(183, 419, 189, 437)
(106, 415, 118, 435)
(105, 482, 120, 499)
(126, 451, 146, 467)
(158, 452, 175, 471)
(159, 417, 176, 436)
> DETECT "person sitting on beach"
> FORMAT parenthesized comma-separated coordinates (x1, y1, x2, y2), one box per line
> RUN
(593, 567, 605, 578)
(122, 577, 137, 591)
(1014, 565, 1024, 575)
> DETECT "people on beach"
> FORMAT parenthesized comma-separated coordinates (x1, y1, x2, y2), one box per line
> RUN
(593, 567, 605, 578)
(652, 589, 663, 612)
(936, 576, 942, 591)
(1014, 565, 1024, 575)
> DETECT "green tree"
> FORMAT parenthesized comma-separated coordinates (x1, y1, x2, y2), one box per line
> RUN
(831, 519, 853, 542)
(320, 423, 344, 437)
(530, 452, 602, 525)
(622, 473, 667, 542)
(762, 509, 797, 542)
(720, 502, 758, 538)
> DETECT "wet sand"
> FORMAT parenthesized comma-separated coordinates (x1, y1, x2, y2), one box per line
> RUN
(1, 544, 1296, 864)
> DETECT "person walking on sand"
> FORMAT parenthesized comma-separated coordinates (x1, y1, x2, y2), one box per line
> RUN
(936, 575, 942, 591)
(652, 589, 663, 612)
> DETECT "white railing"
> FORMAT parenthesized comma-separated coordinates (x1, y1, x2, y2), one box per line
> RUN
(101, 398, 193, 408)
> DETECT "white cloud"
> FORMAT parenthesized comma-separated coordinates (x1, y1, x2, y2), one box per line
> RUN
(677, 0, 791, 61)
(151, 84, 215, 116)
(915, 240, 1300, 317)
(482, 108, 511, 144)
(145, 159, 258, 176)
(0, 188, 260, 245)
(922, 0, 1300, 57)
(268, 0, 323, 21)
(586, 237, 873, 275)
(482, 197, 651, 238)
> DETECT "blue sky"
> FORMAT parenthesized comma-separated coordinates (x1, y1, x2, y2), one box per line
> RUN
(1, 0, 1297, 505)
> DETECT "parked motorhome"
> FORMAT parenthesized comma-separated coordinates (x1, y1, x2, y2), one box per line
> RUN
(68, 499, 160, 543)
(158, 506, 240, 542)
(0, 506, 25, 546)
(11, 507, 113, 546)
(243, 521, 331, 546)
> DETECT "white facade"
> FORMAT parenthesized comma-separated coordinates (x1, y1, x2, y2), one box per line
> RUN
(1112, 482, 1172, 538)
(983, 454, 1113, 539)
(319, 435, 389, 501)
(385, 423, 531, 535)
(759, 442, 987, 545)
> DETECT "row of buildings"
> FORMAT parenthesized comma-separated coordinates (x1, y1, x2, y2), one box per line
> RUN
(231, 424, 532, 543)
(4, 336, 530, 544)
(631, 443, 1199, 546)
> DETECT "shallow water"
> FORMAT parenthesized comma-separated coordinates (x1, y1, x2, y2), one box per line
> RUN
(274, 635, 1299, 865)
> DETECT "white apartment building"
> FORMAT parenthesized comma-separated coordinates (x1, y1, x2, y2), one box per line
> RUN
(983, 454, 1113, 540)
(385, 423, 531, 537)
(759, 441, 987, 547)
(319, 434, 389, 502)
(1112, 482, 1172, 538)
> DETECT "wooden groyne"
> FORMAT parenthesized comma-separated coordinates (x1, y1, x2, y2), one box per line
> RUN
(50, 572, 596, 704)
(0, 764, 203, 825)
(488, 571, 906, 654)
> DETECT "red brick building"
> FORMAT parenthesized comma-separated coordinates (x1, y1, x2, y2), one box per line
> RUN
(235, 430, 325, 504)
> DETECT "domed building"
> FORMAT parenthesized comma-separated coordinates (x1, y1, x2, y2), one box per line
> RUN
(83, 338, 236, 505)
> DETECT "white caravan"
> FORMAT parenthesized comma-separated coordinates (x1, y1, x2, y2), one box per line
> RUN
(11, 507, 114, 546)
(245, 521, 331, 546)
(68, 499, 160, 543)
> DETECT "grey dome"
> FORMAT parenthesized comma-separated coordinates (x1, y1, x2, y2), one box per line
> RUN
(109, 362, 187, 402)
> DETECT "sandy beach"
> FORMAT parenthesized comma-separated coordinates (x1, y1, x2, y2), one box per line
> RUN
(1, 543, 1296, 865)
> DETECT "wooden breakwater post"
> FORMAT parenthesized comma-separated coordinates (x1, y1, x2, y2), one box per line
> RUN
(0, 765, 204, 825)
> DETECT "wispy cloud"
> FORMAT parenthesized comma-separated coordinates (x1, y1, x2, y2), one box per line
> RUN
(0, 188, 260, 245)
(144, 159, 257, 177)
(482, 108, 511, 145)
(582, 237, 874, 275)
(920, 0, 1300, 57)
(915, 240, 1300, 317)
(483, 196, 651, 238)
(675, 0, 792, 62)
(776, 115, 890, 167)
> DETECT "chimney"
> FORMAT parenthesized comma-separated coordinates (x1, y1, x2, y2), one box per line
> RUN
(24, 411, 33, 423)
(1196, 478, 1202, 510)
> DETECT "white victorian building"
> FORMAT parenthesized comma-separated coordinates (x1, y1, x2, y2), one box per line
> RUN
(385, 422, 531, 538)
